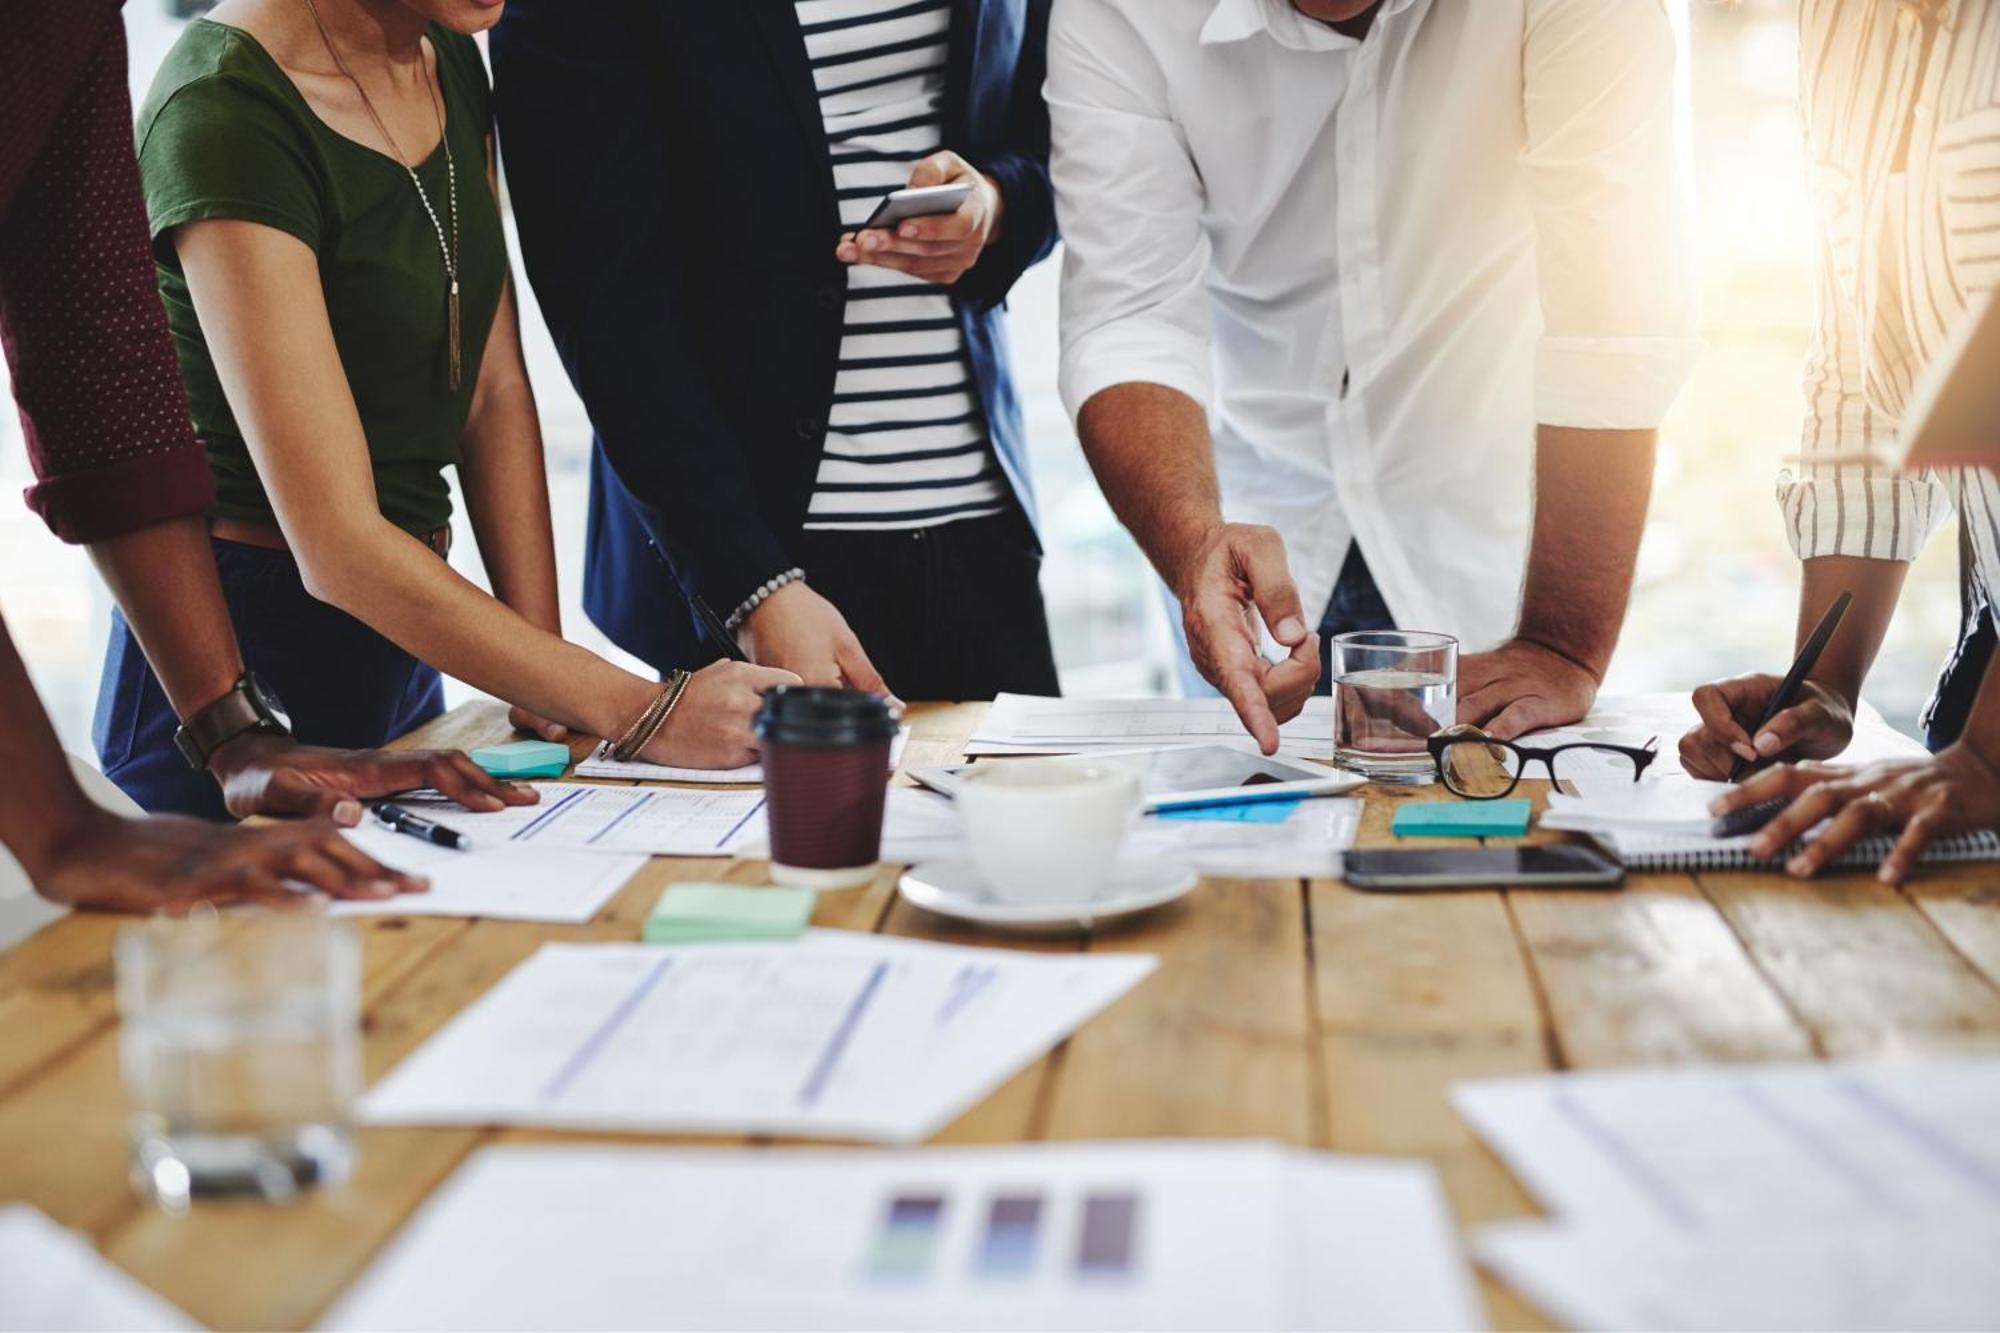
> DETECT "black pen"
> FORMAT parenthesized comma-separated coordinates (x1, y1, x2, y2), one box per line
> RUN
(1728, 590, 1854, 781)
(373, 802, 474, 850)
(692, 595, 751, 664)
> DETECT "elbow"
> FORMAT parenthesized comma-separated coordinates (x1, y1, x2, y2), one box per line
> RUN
(291, 530, 376, 613)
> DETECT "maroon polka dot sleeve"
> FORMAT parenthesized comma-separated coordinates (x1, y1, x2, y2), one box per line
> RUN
(1, 4, 215, 545)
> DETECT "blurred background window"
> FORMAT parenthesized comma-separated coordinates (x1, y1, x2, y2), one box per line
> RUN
(0, 0, 1962, 757)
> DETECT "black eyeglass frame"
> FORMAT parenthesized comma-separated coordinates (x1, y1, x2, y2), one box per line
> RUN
(1425, 734, 1661, 800)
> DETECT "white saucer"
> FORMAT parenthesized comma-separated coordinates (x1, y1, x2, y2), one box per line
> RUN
(898, 858, 1197, 934)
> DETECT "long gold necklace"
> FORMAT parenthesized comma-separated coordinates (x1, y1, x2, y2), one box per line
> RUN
(301, 0, 463, 389)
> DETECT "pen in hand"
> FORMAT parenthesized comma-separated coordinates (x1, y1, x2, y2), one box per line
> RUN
(1728, 591, 1854, 782)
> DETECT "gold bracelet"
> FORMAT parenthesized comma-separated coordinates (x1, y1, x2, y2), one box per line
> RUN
(610, 680, 675, 762)
(614, 670, 691, 762)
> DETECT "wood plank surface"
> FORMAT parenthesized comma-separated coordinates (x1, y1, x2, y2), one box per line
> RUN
(2, 699, 1997, 1333)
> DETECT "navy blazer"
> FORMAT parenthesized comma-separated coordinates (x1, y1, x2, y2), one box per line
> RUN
(490, 0, 1057, 670)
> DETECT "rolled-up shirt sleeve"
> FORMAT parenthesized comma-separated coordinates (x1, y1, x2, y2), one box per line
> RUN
(1, 13, 212, 544)
(1777, 205, 1953, 562)
(1047, 0, 1214, 422)
(1522, 0, 1702, 430)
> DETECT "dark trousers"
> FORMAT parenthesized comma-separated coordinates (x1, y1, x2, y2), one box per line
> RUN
(1314, 544, 1398, 694)
(794, 510, 1059, 701)
(1925, 604, 1995, 753)
(94, 538, 444, 819)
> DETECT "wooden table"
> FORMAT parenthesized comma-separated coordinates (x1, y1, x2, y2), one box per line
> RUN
(4, 700, 1999, 1330)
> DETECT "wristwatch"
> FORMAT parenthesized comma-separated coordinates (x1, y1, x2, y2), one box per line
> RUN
(174, 672, 292, 771)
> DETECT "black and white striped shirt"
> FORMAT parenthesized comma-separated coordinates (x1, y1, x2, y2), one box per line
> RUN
(1782, 0, 2000, 615)
(796, 0, 1009, 530)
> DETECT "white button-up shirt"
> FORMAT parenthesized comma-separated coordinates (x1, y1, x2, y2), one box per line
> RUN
(1049, 0, 1702, 651)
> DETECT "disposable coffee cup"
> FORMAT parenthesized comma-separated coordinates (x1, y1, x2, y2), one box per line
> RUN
(756, 686, 899, 889)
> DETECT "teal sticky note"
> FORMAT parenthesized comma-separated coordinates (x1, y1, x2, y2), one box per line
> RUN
(470, 740, 571, 778)
(1156, 798, 1304, 824)
(1392, 799, 1532, 838)
(644, 884, 816, 945)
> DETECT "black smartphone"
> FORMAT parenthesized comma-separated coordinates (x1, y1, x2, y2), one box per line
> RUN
(1344, 845, 1624, 891)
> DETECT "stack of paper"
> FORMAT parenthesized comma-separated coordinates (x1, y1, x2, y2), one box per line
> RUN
(965, 695, 1337, 759)
(0, 1205, 199, 1331)
(323, 1141, 1482, 1331)
(1452, 1058, 2000, 1330)
(1518, 690, 1926, 778)
(576, 727, 911, 784)
(361, 931, 1157, 1143)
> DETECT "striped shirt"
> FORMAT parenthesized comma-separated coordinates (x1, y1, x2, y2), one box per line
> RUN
(1782, 0, 2000, 621)
(796, 0, 1009, 531)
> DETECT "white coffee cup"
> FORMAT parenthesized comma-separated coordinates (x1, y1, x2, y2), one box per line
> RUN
(955, 760, 1143, 906)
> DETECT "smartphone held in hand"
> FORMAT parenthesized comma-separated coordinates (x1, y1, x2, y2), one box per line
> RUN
(860, 181, 973, 230)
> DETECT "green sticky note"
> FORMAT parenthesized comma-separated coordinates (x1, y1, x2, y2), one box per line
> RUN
(1392, 799, 1532, 838)
(469, 740, 571, 778)
(644, 884, 816, 945)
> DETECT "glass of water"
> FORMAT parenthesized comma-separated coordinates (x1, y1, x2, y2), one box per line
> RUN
(116, 910, 360, 1211)
(1329, 630, 1458, 784)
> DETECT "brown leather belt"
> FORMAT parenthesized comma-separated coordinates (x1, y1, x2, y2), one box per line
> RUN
(210, 517, 452, 559)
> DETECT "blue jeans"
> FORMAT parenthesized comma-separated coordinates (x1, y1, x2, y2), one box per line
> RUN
(1924, 604, 1994, 753)
(94, 539, 445, 819)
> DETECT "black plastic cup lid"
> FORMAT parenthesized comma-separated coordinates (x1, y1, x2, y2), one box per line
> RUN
(755, 686, 900, 746)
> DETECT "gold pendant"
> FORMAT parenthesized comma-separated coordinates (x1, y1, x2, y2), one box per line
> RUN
(448, 278, 461, 391)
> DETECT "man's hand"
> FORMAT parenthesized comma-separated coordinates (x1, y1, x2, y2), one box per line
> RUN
(35, 806, 426, 913)
(207, 733, 539, 823)
(1709, 745, 2000, 884)
(835, 151, 1001, 286)
(1176, 524, 1319, 754)
(1678, 674, 1855, 780)
(737, 581, 894, 698)
(1457, 639, 1599, 740)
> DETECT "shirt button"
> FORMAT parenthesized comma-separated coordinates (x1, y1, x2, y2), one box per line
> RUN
(816, 286, 840, 310)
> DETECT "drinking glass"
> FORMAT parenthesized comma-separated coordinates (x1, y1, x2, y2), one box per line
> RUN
(116, 910, 360, 1211)
(1330, 630, 1458, 783)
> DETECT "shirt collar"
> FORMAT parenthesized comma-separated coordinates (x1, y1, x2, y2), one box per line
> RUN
(1200, 0, 1415, 52)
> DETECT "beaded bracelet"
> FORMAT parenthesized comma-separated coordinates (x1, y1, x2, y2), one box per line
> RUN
(724, 568, 805, 632)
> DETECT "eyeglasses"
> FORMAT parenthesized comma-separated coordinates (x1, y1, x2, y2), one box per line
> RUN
(1426, 729, 1660, 799)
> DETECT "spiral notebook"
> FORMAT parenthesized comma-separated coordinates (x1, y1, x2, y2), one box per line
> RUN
(1590, 826, 2000, 872)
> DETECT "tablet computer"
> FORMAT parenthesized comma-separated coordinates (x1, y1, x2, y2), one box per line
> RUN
(910, 744, 1361, 812)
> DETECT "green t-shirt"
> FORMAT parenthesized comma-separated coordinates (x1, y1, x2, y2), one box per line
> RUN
(137, 19, 504, 536)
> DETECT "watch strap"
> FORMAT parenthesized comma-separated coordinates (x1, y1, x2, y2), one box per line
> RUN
(174, 676, 287, 770)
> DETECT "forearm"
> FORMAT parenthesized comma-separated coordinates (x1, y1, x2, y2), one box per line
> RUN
(0, 617, 99, 882)
(1076, 383, 1223, 595)
(299, 520, 650, 739)
(1513, 425, 1656, 678)
(460, 379, 561, 635)
(87, 517, 244, 717)
(1797, 555, 1907, 709)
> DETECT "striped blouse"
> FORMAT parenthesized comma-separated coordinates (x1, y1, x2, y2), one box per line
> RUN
(795, 0, 1009, 531)
(1782, 0, 2000, 619)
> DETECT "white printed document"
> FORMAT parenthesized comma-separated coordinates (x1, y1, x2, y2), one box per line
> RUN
(966, 695, 1337, 759)
(360, 932, 1156, 1143)
(328, 827, 644, 924)
(389, 783, 767, 857)
(1476, 1218, 2000, 1333)
(1452, 1058, 2000, 1233)
(322, 1141, 1482, 1332)
(0, 1205, 199, 1332)
(1520, 691, 1925, 779)
(575, 727, 912, 785)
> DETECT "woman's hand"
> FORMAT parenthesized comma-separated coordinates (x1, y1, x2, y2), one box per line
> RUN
(1708, 744, 2000, 883)
(1680, 674, 1854, 779)
(645, 661, 803, 769)
(835, 151, 1002, 286)
(35, 807, 425, 913)
(508, 705, 569, 743)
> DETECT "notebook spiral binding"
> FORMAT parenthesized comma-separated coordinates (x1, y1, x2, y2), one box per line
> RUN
(1606, 829, 2000, 872)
